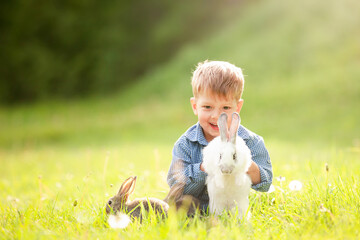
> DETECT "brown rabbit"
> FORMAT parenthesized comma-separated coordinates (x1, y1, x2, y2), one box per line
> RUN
(106, 176, 169, 219)
(163, 182, 200, 216)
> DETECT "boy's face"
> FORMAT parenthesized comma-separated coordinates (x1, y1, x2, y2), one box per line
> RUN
(190, 91, 243, 142)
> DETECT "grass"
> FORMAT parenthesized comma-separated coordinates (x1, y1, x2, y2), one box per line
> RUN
(1, 144, 359, 239)
(1, 0, 360, 238)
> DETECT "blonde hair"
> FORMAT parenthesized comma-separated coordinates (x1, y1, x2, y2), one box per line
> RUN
(191, 60, 245, 100)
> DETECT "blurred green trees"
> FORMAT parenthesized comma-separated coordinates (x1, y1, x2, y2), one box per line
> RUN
(0, 0, 242, 103)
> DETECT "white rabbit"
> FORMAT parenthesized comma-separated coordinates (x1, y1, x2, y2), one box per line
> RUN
(202, 112, 252, 218)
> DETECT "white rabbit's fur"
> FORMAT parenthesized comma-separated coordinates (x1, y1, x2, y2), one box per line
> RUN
(203, 119, 252, 218)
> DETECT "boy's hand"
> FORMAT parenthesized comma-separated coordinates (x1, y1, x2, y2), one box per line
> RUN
(246, 161, 261, 185)
(200, 162, 205, 172)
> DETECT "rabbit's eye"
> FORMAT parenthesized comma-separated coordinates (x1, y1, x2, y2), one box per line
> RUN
(108, 200, 112, 205)
(233, 153, 237, 161)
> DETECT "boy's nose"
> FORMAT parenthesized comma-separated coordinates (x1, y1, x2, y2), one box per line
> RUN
(211, 109, 223, 120)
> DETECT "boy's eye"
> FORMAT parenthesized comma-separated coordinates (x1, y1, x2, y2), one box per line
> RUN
(203, 106, 212, 109)
(223, 106, 231, 110)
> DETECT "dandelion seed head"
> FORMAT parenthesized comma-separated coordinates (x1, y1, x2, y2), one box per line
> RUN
(288, 180, 303, 191)
(108, 213, 131, 229)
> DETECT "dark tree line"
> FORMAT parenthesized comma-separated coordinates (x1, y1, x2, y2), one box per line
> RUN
(0, 0, 242, 103)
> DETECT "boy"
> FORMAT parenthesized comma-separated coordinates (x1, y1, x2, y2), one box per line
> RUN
(167, 60, 273, 210)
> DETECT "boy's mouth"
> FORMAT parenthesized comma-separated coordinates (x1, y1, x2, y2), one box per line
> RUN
(209, 123, 219, 130)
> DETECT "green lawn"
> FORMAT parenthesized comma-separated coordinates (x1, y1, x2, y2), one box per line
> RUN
(1, 0, 360, 239)
(1, 143, 359, 239)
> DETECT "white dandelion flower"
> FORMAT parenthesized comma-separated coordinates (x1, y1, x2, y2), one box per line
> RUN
(276, 176, 286, 182)
(288, 180, 303, 191)
(108, 213, 131, 229)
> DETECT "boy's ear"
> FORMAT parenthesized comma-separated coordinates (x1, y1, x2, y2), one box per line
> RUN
(190, 97, 198, 115)
(236, 99, 244, 112)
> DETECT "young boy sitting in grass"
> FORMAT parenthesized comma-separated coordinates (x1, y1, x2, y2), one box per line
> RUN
(167, 60, 273, 210)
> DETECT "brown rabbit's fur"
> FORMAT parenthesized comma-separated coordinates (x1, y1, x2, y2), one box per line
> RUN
(105, 176, 169, 219)
(106, 176, 200, 219)
(163, 182, 200, 216)
(123, 197, 169, 218)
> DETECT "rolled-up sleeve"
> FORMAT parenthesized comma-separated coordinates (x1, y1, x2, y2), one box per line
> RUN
(246, 136, 273, 192)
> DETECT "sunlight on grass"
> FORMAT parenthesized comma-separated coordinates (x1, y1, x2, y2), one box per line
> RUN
(1, 143, 359, 239)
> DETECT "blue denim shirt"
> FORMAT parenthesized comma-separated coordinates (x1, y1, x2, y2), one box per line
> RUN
(167, 122, 273, 209)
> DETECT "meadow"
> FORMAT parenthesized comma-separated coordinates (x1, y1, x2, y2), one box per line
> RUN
(1, 0, 360, 239)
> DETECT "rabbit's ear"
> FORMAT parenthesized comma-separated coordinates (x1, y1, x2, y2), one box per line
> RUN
(117, 176, 137, 202)
(164, 182, 185, 204)
(229, 112, 240, 144)
(218, 112, 229, 142)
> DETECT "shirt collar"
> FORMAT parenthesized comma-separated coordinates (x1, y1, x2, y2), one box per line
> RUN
(185, 122, 209, 146)
(186, 122, 251, 146)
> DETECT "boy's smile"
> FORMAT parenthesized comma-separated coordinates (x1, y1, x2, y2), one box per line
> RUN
(190, 92, 243, 142)
(209, 122, 219, 131)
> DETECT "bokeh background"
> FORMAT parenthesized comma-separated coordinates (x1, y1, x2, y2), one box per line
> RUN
(0, 0, 244, 102)
(1, 0, 359, 149)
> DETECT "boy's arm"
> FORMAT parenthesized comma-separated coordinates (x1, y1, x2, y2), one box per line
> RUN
(167, 139, 207, 198)
(246, 136, 273, 192)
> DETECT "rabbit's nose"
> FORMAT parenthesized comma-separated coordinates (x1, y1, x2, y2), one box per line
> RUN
(220, 165, 234, 174)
